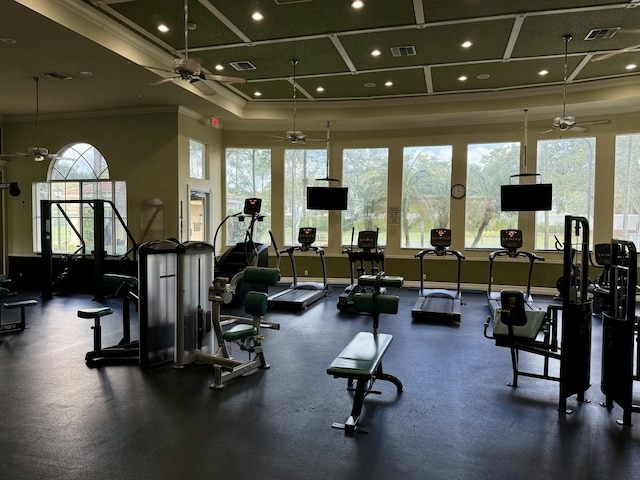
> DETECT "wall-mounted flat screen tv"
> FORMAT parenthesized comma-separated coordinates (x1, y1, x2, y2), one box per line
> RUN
(306, 186, 348, 210)
(501, 183, 552, 211)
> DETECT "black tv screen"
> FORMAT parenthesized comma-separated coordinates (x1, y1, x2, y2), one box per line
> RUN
(306, 186, 348, 210)
(501, 184, 552, 211)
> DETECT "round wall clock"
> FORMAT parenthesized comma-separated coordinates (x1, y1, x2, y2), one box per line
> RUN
(451, 183, 466, 199)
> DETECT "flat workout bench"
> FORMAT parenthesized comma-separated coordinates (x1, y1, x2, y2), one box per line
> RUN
(327, 273, 403, 434)
(1, 286, 38, 334)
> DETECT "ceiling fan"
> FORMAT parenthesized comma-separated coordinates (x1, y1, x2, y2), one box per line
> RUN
(271, 59, 328, 145)
(545, 34, 611, 133)
(142, 0, 245, 95)
(0, 76, 64, 162)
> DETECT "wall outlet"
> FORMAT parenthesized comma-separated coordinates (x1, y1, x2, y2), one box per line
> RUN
(304, 270, 309, 276)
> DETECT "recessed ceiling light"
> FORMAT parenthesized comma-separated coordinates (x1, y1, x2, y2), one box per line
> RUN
(364, 82, 376, 88)
(476, 73, 490, 80)
(458, 75, 468, 81)
(352, 1, 364, 9)
(625, 63, 637, 70)
(254, 91, 262, 97)
(79, 71, 93, 76)
(0, 37, 16, 44)
(371, 49, 381, 57)
(316, 87, 325, 92)
(251, 11, 264, 21)
(157, 24, 169, 33)
(461, 41, 473, 48)
(215, 64, 225, 71)
(385, 81, 393, 87)
(538, 69, 549, 76)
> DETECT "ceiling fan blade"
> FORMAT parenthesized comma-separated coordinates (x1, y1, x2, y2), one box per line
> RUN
(202, 73, 246, 84)
(151, 77, 180, 86)
(576, 119, 611, 127)
(591, 43, 640, 62)
(0, 152, 30, 158)
(569, 125, 588, 132)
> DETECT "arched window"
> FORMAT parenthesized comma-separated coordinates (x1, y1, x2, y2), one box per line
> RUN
(50, 142, 110, 180)
(33, 143, 128, 255)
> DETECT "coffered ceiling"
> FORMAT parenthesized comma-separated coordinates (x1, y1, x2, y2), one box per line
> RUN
(2, 0, 640, 131)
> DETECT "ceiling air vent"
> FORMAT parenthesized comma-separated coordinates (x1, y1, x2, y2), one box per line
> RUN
(585, 27, 620, 40)
(229, 61, 257, 71)
(390, 46, 416, 57)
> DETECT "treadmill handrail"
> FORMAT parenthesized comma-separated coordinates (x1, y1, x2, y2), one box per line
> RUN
(415, 248, 465, 294)
(487, 249, 545, 299)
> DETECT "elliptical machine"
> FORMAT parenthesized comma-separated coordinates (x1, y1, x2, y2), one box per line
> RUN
(214, 198, 269, 303)
(337, 228, 385, 313)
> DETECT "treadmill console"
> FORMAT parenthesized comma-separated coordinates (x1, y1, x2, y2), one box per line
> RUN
(431, 229, 452, 256)
(357, 230, 378, 251)
(594, 243, 611, 266)
(298, 227, 317, 247)
(243, 198, 262, 215)
(500, 229, 522, 258)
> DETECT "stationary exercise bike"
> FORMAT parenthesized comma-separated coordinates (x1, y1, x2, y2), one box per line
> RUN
(337, 228, 385, 313)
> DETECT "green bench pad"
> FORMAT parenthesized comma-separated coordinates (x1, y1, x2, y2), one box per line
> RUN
(0, 287, 11, 298)
(4, 299, 38, 309)
(353, 293, 399, 315)
(243, 267, 281, 286)
(327, 332, 393, 378)
(493, 309, 547, 339)
(223, 324, 258, 342)
(77, 307, 113, 319)
(103, 273, 138, 289)
(358, 275, 404, 288)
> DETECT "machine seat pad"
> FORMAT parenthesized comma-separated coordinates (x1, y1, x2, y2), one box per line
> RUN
(358, 275, 404, 288)
(103, 273, 138, 289)
(77, 307, 113, 319)
(327, 332, 393, 378)
(493, 310, 547, 339)
(4, 299, 38, 309)
(353, 293, 399, 315)
(0, 287, 11, 298)
(223, 324, 258, 342)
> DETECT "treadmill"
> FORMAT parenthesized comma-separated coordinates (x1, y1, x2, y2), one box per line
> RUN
(487, 229, 545, 317)
(411, 229, 465, 322)
(336, 228, 385, 313)
(268, 227, 329, 311)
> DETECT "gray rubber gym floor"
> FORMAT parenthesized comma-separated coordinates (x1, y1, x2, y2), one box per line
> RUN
(0, 286, 638, 480)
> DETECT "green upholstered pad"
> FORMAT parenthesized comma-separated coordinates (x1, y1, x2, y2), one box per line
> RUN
(4, 299, 37, 309)
(327, 332, 393, 378)
(243, 266, 281, 286)
(77, 307, 113, 319)
(493, 309, 547, 339)
(103, 273, 138, 289)
(353, 293, 399, 314)
(0, 278, 11, 288)
(244, 291, 268, 317)
(0, 287, 11, 298)
(358, 275, 404, 288)
(223, 324, 258, 342)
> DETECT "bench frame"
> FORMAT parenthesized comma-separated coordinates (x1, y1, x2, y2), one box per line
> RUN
(1, 289, 38, 335)
(327, 272, 403, 434)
